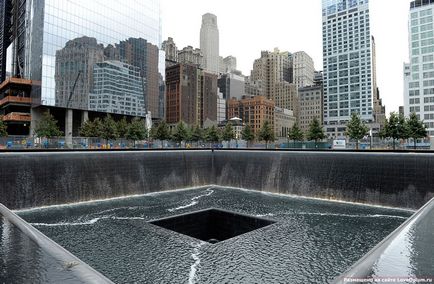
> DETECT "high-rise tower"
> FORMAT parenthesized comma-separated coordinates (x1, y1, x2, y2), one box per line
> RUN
(405, 0, 434, 136)
(200, 13, 219, 74)
(322, 0, 374, 138)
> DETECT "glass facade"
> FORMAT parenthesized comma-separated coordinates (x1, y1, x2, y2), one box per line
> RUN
(24, 0, 164, 118)
(322, 0, 373, 138)
(406, 1, 434, 135)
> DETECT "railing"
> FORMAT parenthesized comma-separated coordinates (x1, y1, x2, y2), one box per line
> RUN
(0, 203, 114, 283)
(0, 96, 32, 106)
(2, 112, 31, 122)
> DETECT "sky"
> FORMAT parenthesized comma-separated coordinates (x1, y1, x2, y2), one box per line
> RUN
(161, 0, 410, 113)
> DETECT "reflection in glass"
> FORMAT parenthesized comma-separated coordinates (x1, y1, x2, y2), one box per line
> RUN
(27, 0, 163, 118)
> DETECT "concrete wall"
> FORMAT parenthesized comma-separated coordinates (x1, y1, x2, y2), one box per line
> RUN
(1, 150, 434, 210)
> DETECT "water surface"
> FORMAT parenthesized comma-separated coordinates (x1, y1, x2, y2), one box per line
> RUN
(19, 187, 412, 284)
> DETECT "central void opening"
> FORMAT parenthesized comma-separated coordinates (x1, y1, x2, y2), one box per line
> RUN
(149, 208, 276, 244)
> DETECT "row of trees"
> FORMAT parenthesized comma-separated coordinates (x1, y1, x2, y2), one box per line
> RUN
(2, 111, 427, 150)
(79, 117, 279, 148)
(380, 112, 427, 149)
(287, 118, 325, 146)
(332, 112, 426, 150)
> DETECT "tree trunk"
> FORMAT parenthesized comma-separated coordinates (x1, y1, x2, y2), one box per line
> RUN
(414, 138, 417, 150)
(265, 141, 268, 149)
(392, 139, 396, 150)
(356, 140, 359, 150)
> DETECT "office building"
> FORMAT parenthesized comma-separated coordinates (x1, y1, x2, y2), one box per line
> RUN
(178, 46, 204, 68)
(250, 49, 299, 119)
(274, 107, 296, 139)
(227, 95, 274, 135)
(217, 91, 226, 123)
(0, 0, 163, 137)
(291, 51, 315, 88)
(322, 0, 374, 138)
(218, 73, 245, 100)
(162, 37, 178, 67)
(298, 85, 324, 133)
(405, 0, 434, 135)
(89, 61, 146, 117)
(165, 63, 218, 127)
(200, 13, 219, 74)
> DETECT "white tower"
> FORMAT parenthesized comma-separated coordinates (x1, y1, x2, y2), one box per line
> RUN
(322, 0, 374, 139)
(200, 13, 219, 74)
(405, 0, 434, 136)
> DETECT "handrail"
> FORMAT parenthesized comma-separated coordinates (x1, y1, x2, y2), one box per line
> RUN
(333, 197, 434, 283)
(0, 203, 114, 284)
(0, 96, 32, 106)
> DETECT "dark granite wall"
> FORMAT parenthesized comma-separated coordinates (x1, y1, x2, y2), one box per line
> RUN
(1, 150, 434, 210)
(214, 151, 434, 209)
(0, 151, 213, 209)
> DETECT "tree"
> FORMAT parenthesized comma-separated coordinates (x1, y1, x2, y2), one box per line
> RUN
(172, 121, 188, 145)
(381, 112, 408, 150)
(241, 124, 255, 148)
(258, 121, 275, 149)
(80, 118, 103, 138)
(191, 125, 204, 146)
(0, 117, 7, 137)
(154, 121, 171, 147)
(346, 113, 369, 150)
(288, 123, 304, 148)
(117, 117, 129, 139)
(222, 123, 235, 147)
(34, 112, 63, 138)
(407, 112, 427, 149)
(126, 117, 147, 146)
(307, 117, 325, 147)
(101, 114, 118, 142)
(205, 126, 221, 145)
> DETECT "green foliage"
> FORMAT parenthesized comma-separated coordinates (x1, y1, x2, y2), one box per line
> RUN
(34, 112, 63, 138)
(288, 123, 304, 142)
(80, 118, 103, 138)
(117, 117, 129, 139)
(149, 125, 158, 140)
(346, 113, 369, 149)
(241, 124, 255, 144)
(190, 125, 204, 142)
(154, 121, 171, 147)
(307, 117, 325, 142)
(172, 121, 188, 143)
(101, 114, 118, 141)
(126, 117, 147, 142)
(258, 121, 275, 148)
(381, 112, 408, 150)
(205, 126, 221, 143)
(222, 123, 235, 142)
(0, 117, 7, 137)
(407, 112, 427, 149)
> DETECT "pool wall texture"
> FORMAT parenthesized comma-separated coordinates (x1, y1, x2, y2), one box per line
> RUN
(1, 150, 433, 210)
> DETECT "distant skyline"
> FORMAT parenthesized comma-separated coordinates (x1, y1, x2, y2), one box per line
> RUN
(161, 0, 410, 113)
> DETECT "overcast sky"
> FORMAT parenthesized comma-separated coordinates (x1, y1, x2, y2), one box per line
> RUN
(161, 0, 410, 113)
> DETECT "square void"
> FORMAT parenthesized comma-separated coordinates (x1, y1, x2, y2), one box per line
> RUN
(149, 208, 275, 244)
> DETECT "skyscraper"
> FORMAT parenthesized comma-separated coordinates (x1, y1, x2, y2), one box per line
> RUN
(405, 0, 434, 135)
(291, 51, 315, 89)
(200, 13, 219, 74)
(322, 0, 374, 138)
(250, 49, 299, 119)
(0, 0, 163, 138)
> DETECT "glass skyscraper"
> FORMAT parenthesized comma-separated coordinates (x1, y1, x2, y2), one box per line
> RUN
(405, 0, 434, 135)
(2, 0, 163, 120)
(322, 0, 373, 138)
